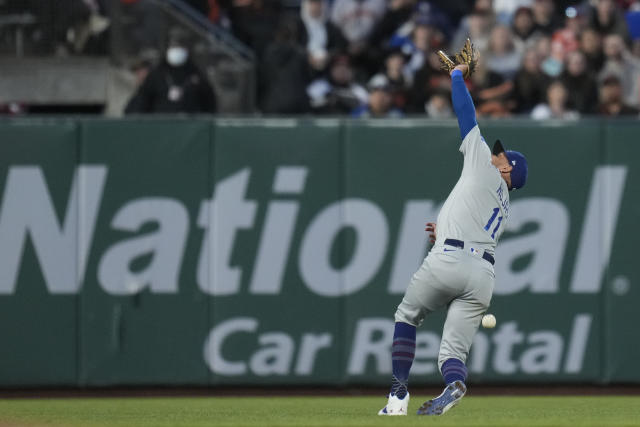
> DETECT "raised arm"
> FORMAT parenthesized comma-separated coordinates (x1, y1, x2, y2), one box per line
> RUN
(451, 68, 477, 140)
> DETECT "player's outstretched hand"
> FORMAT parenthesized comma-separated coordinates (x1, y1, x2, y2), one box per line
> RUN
(425, 222, 437, 244)
(451, 64, 469, 77)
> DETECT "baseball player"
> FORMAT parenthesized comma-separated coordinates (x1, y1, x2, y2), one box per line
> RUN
(378, 63, 528, 416)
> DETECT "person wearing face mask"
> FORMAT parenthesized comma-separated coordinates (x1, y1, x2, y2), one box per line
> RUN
(125, 30, 217, 114)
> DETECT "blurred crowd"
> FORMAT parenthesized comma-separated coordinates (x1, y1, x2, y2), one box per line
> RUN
(207, 0, 640, 118)
(3, 0, 640, 118)
(0, 0, 110, 55)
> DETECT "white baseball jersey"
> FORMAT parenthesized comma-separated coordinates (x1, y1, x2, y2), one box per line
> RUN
(434, 125, 510, 255)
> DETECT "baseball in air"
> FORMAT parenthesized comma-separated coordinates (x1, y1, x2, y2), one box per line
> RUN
(482, 314, 496, 329)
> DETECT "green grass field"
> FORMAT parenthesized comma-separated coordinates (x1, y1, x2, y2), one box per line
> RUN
(1, 395, 639, 426)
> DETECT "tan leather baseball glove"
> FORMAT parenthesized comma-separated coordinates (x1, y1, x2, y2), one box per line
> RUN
(437, 38, 479, 79)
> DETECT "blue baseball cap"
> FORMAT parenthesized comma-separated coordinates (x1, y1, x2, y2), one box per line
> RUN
(493, 140, 528, 190)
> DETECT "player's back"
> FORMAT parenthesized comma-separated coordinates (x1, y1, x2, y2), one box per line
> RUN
(434, 126, 510, 255)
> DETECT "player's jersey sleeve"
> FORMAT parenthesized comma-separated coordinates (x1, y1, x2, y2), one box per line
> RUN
(450, 69, 493, 177)
(451, 69, 477, 140)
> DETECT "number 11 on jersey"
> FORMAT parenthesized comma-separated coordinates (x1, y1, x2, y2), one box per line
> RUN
(484, 207, 503, 240)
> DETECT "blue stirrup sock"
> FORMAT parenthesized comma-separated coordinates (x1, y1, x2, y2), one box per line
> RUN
(390, 322, 416, 399)
(441, 358, 468, 385)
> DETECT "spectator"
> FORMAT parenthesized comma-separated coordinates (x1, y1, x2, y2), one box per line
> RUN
(330, 0, 386, 51)
(512, 47, 549, 113)
(425, 89, 453, 118)
(581, 27, 605, 72)
(260, 16, 311, 114)
(597, 74, 640, 115)
(471, 64, 514, 117)
(410, 1, 455, 41)
(551, 5, 588, 56)
(329, 0, 386, 76)
(451, 7, 495, 53)
(531, 80, 580, 119)
(352, 74, 404, 118)
(512, 6, 540, 54)
(589, 0, 629, 38)
(531, 0, 561, 35)
(534, 33, 552, 66)
(381, 48, 411, 111)
(125, 31, 216, 114)
(538, 35, 565, 78)
(407, 52, 451, 114)
(369, 0, 417, 49)
(406, 50, 450, 113)
(409, 17, 445, 65)
(471, 0, 492, 13)
(561, 50, 599, 114)
(627, 6, 640, 46)
(485, 25, 522, 80)
(296, 0, 347, 75)
(406, 16, 446, 73)
(387, 13, 447, 79)
(599, 33, 640, 106)
(307, 54, 368, 114)
(493, 0, 533, 24)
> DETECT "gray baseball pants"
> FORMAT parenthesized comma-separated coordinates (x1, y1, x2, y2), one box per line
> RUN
(394, 247, 495, 370)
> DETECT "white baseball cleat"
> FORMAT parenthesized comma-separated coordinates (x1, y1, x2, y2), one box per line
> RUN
(377, 392, 409, 415)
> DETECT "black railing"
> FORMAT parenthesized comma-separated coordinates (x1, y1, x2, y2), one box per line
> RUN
(161, 0, 253, 61)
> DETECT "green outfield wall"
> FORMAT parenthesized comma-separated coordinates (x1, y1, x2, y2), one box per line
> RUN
(0, 118, 638, 387)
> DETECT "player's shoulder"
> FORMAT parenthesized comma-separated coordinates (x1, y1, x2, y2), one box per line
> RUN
(462, 124, 481, 142)
(460, 125, 489, 155)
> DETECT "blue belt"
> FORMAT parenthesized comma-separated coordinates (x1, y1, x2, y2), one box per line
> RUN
(444, 238, 495, 265)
